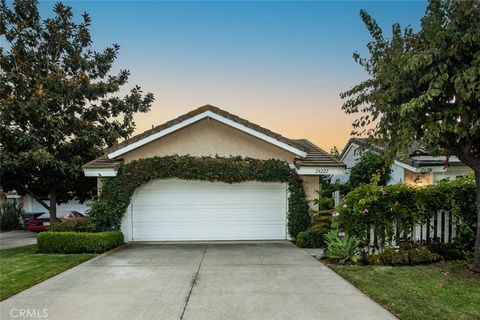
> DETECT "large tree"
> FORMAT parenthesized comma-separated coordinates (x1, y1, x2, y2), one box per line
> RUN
(0, 0, 154, 223)
(341, 0, 480, 271)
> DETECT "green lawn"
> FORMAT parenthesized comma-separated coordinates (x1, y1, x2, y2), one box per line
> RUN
(0, 245, 95, 301)
(330, 262, 480, 320)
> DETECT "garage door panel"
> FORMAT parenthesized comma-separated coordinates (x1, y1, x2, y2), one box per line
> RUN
(133, 225, 287, 241)
(128, 179, 287, 241)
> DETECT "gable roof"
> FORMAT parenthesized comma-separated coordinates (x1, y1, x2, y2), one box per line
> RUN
(293, 139, 345, 167)
(106, 104, 307, 159)
(339, 137, 383, 160)
(83, 105, 345, 171)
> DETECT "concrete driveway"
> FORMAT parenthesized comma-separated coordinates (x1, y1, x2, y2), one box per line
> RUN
(1, 242, 396, 320)
(0, 230, 37, 249)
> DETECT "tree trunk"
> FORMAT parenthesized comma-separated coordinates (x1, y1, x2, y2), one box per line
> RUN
(49, 189, 57, 225)
(471, 170, 480, 272)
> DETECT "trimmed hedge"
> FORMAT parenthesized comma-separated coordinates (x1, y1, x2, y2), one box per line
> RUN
(296, 228, 327, 248)
(49, 219, 96, 232)
(37, 231, 124, 253)
(89, 155, 310, 239)
(365, 247, 442, 266)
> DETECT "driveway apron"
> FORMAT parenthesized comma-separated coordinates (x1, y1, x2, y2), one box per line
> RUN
(0, 242, 397, 320)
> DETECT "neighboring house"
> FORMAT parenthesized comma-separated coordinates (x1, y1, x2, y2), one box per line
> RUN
(330, 137, 472, 186)
(1, 190, 91, 215)
(20, 196, 91, 214)
(82, 105, 345, 242)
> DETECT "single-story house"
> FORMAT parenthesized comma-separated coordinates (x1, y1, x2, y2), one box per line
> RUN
(1, 190, 91, 215)
(330, 138, 472, 186)
(83, 105, 345, 242)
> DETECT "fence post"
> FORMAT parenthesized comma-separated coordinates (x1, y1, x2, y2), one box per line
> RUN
(444, 211, 450, 243)
(437, 211, 442, 240)
(451, 217, 456, 240)
(429, 217, 435, 242)
(332, 190, 341, 207)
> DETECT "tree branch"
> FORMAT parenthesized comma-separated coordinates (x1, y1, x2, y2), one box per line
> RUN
(2, 180, 51, 211)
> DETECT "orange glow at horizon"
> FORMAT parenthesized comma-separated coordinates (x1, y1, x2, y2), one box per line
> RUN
(131, 96, 356, 154)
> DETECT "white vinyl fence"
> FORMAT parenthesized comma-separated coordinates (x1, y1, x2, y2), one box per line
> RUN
(367, 210, 456, 253)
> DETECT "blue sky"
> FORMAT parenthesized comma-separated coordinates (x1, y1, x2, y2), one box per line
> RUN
(35, 0, 427, 150)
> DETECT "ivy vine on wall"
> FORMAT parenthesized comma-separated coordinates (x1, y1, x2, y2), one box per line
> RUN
(88, 155, 310, 239)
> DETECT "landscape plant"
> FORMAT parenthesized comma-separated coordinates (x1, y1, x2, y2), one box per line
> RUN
(348, 151, 391, 187)
(37, 231, 124, 253)
(341, 0, 480, 271)
(324, 230, 361, 264)
(0, 202, 22, 231)
(0, 0, 154, 224)
(337, 176, 476, 251)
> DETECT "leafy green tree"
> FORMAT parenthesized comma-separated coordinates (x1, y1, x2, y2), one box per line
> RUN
(329, 146, 340, 159)
(0, 0, 154, 223)
(341, 0, 480, 270)
(348, 151, 390, 187)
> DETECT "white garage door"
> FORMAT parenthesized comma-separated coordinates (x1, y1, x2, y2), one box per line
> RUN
(121, 179, 287, 241)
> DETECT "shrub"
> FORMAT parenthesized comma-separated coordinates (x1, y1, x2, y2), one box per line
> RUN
(364, 254, 382, 265)
(427, 242, 470, 261)
(337, 175, 476, 250)
(375, 248, 410, 266)
(37, 231, 124, 253)
(0, 202, 21, 230)
(324, 230, 361, 264)
(407, 247, 441, 265)
(366, 247, 441, 266)
(49, 219, 96, 232)
(296, 228, 326, 248)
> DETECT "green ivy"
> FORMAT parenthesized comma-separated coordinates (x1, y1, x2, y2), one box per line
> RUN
(88, 155, 310, 239)
(337, 176, 477, 250)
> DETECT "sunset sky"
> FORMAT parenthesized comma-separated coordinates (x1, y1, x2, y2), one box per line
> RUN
(39, 0, 427, 152)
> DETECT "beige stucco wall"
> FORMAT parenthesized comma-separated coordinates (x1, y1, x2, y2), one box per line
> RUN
(100, 118, 321, 203)
(97, 177, 108, 197)
(300, 175, 320, 210)
(121, 118, 297, 163)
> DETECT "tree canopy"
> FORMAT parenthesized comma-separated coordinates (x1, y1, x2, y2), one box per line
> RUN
(341, 0, 480, 270)
(348, 151, 391, 187)
(0, 0, 154, 220)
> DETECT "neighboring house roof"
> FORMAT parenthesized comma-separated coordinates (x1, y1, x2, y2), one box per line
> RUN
(338, 137, 383, 160)
(396, 159, 465, 168)
(339, 137, 465, 168)
(293, 139, 345, 167)
(83, 105, 344, 171)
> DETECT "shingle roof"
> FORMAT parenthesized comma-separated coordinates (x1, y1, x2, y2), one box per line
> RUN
(82, 156, 123, 170)
(293, 139, 346, 167)
(83, 105, 345, 170)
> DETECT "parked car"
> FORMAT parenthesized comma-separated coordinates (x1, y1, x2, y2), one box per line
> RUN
(28, 210, 85, 232)
(20, 212, 45, 230)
